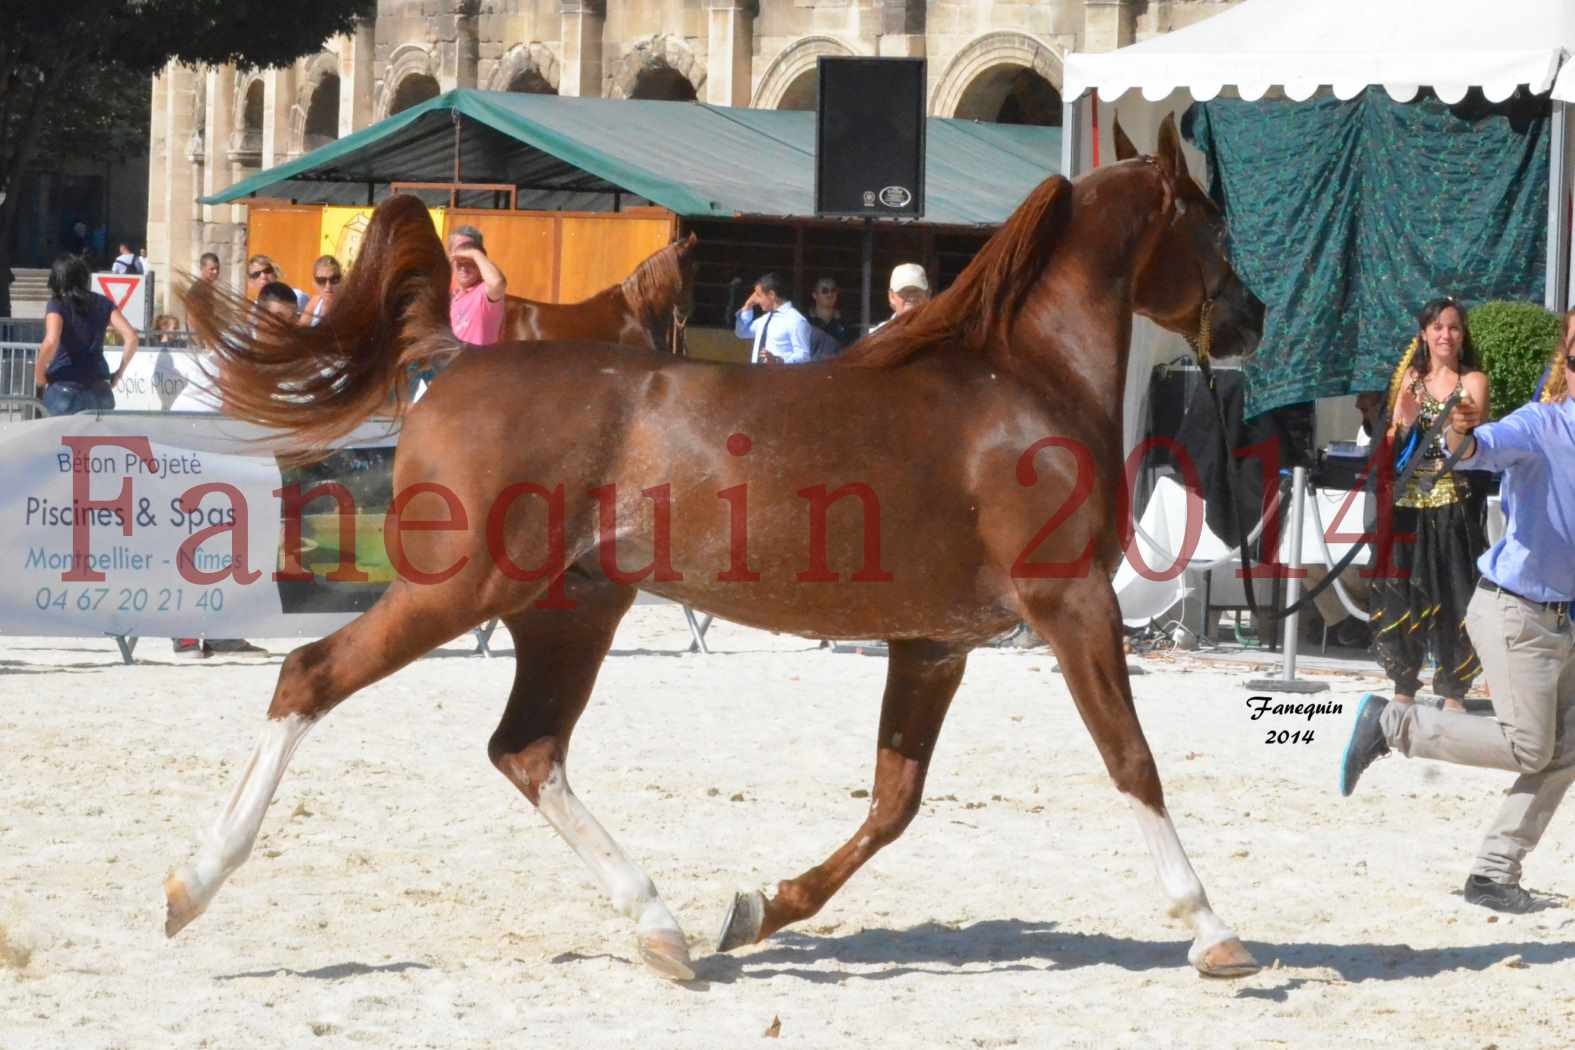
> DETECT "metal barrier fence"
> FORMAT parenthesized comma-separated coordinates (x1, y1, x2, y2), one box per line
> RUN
(0, 395, 47, 422)
(1, 342, 38, 400)
(0, 319, 45, 343)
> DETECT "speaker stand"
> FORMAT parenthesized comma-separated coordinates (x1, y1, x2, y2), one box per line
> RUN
(860, 219, 874, 333)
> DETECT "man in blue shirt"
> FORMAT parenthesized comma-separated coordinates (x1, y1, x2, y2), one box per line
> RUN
(1340, 346, 1575, 912)
(734, 272, 813, 364)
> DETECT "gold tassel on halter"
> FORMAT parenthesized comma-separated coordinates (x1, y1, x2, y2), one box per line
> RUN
(1384, 335, 1421, 439)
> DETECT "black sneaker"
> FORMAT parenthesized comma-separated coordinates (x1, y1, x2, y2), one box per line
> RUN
(1339, 693, 1390, 797)
(1463, 875, 1540, 914)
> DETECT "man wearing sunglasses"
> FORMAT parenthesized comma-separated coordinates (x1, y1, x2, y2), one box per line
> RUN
(1340, 339, 1575, 913)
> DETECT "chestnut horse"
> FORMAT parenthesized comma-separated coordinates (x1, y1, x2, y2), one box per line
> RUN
(174, 116, 1266, 981)
(502, 233, 697, 352)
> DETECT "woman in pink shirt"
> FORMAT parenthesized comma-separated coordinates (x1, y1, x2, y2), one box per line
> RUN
(448, 225, 507, 345)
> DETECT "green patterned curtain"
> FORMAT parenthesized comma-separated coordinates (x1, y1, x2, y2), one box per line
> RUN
(1183, 89, 1548, 418)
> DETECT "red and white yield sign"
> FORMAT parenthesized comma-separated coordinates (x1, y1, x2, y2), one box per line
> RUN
(92, 272, 150, 330)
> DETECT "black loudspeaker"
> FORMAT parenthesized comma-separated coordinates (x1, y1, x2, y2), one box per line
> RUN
(815, 57, 926, 219)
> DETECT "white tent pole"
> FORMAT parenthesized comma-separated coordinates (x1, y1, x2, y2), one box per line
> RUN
(1547, 99, 1570, 313)
(1561, 99, 1575, 312)
(1061, 95, 1086, 179)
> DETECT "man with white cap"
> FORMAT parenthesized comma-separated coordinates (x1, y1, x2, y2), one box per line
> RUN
(871, 262, 931, 334)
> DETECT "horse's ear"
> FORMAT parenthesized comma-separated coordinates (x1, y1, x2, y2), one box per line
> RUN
(1155, 112, 1186, 180)
(1112, 117, 1139, 162)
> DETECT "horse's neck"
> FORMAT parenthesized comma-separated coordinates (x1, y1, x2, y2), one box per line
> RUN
(1010, 167, 1163, 442)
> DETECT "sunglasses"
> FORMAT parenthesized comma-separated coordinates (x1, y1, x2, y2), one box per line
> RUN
(1565, 354, 1575, 371)
(315, 273, 342, 287)
(248, 266, 274, 280)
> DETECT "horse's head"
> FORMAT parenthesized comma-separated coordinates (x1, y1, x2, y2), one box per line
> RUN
(627, 232, 699, 354)
(1115, 115, 1263, 362)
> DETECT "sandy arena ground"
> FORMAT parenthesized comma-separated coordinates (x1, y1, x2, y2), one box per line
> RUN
(3, 606, 1574, 1049)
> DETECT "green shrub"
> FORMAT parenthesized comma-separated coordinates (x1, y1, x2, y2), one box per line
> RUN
(1468, 300, 1562, 418)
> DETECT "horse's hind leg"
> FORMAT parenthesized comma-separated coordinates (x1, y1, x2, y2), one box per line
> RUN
(718, 638, 966, 951)
(486, 571, 696, 980)
(163, 583, 486, 937)
(1021, 577, 1258, 978)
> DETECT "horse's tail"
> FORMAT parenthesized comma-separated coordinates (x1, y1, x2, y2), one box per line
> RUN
(180, 194, 458, 454)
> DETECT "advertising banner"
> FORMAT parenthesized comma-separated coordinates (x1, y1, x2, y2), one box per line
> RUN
(0, 413, 402, 639)
(102, 348, 215, 412)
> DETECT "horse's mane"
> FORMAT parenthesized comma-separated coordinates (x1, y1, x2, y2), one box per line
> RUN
(620, 234, 693, 324)
(840, 175, 1075, 369)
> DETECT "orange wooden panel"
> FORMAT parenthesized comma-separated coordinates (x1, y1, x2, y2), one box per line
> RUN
(245, 203, 324, 300)
(446, 210, 557, 302)
(557, 214, 676, 303)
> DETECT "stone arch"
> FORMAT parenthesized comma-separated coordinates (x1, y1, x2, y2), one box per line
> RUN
(752, 35, 857, 110)
(376, 45, 441, 120)
(608, 35, 704, 101)
(289, 52, 341, 155)
(229, 74, 265, 162)
(931, 32, 1064, 125)
(485, 42, 560, 94)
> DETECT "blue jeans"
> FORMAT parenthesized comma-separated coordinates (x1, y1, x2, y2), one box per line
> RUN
(43, 379, 115, 416)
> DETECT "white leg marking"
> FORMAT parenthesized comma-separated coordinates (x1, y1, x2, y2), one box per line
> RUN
(534, 764, 684, 941)
(1128, 798, 1235, 952)
(170, 715, 313, 924)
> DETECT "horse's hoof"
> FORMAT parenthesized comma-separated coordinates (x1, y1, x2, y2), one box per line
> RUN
(716, 889, 766, 953)
(163, 872, 205, 939)
(637, 928, 696, 982)
(1193, 936, 1260, 978)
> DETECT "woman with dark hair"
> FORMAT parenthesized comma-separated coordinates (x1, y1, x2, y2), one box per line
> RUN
(1370, 297, 1491, 712)
(32, 253, 139, 415)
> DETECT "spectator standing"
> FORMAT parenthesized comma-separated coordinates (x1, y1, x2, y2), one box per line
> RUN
(111, 242, 144, 275)
(198, 252, 222, 285)
(33, 254, 138, 415)
(301, 255, 343, 327)
(245, 254, 309, 314)
(66, 220, 90, 256)
(806, 276, 854, 359)
(448, 225, 507, 345)
(734, 272, 813, 364)
(869, 263, 931, 334)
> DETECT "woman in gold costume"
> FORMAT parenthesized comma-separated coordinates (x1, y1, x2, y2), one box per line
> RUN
(1371, 297, 1491, 712)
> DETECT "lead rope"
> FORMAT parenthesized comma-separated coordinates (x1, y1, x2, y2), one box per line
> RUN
(1192, 313, 1462, 626)
(669, 305, 689, 356)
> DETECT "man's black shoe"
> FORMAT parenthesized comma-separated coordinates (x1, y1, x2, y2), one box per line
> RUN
(1464, 875, 1539, 914)
(1339, 693, 1390, 797)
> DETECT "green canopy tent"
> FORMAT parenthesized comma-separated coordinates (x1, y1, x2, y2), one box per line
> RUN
(200, 89, 1060, 225)
(200, 89, 1062, 329)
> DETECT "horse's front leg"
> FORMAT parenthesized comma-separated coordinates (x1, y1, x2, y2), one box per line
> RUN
(717, 638, 967, 950)
(165, 584, 486, 936)
(1022, 575, 1259, 978)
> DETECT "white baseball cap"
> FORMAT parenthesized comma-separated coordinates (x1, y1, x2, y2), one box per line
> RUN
(889, 263, 929, 294)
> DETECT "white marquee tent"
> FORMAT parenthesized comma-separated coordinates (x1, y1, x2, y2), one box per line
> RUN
(1061, 0, 1574, 312)
(1063, 0, 1574, 629)
(1065, 0, 1575, 106)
